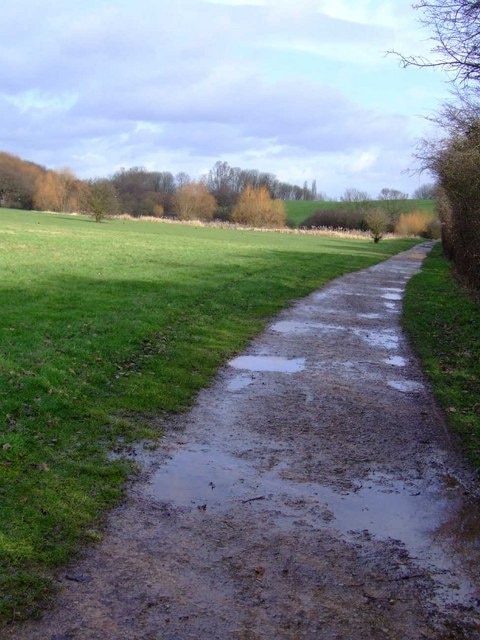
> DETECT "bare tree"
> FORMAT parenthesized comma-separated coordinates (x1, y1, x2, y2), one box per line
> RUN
(340, 188, 370, 203)
(378, 188, 409, 201)
(390, 1, 480, 89)
(365, 208, 389, 243)
(413, 183, 437, 199)
(82, 179, 119, 222)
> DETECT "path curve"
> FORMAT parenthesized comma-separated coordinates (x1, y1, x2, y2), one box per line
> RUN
(7, 243, 480, 639)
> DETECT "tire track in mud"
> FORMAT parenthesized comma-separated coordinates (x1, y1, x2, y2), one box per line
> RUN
(6, 242, 480, 640)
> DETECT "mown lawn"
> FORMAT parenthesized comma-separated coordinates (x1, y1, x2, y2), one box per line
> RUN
(404, 244, 480, 468)
(0, 209, 419, 624)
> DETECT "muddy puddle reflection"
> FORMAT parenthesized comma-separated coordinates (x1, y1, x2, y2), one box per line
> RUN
(229, 355, 305, 373)
(147, 440, 480, 607)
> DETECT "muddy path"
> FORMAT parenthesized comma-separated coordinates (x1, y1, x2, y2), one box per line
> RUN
(7, 243, 480, 639)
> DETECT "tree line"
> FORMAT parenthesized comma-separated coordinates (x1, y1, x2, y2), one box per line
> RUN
(393, 0, 480, 290)
(0, 154, 323, 225)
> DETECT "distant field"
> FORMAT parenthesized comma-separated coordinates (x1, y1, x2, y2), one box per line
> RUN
(0, 208, 420, 625)
(285, 199, 435, 227)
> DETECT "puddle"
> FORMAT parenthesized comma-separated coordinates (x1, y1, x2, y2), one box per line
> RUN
(314, 360, 383, 381)
(384, 356, 407, 367)
(227, 374, 255, 391)
(228, 355, 305, 373)
(354, 329, 399, 350)
(388, 380, 424, 393)
(382, 293, 402, 301)
(357, 313, 382, 320)
(146, 440, 480, 607)
(271, 321, 345, 335)
(148, 444, 254, 506)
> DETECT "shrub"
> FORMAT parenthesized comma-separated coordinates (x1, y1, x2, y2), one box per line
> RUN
(301, 207, 367, 231)
(394, 210, 435, 236)
(421, 109, 480, 290)
(365, 208, 388, 243)
(152, 204, 164, 218)
(231, 185, 286, 228)
(81, 179, 119, 222)
(172, 182, 217, 221)
(424, 217, 442, 239)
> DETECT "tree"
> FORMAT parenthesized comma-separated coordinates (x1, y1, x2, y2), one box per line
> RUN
(341, 188, 370, 203)
(34, 169, 82, 212)
(0, 152, 44, 209)
(365, 208, 389, 243)
(413, 183, 437, 199)
(172, 182, 217, 221)
(390, 1, 480, 89)
(231, 185, 286, 228)
(394, 2, 480, 288)
(175, 172, 191, 189)
(206, 161, 236, 208)
(377, 187, 409, 219)
(82, 179, 119, 222)
(423, 109, 480, 286)
(378, 188, 408, 201)
(110, 167, 174, 216)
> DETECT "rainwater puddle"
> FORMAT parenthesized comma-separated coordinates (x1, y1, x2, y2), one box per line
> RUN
(148, 444, 254, 506)
(382, 293, 402, 301)
(354, 329, 399, 350)
(146, 440, 480, 606)
(357, 313, 382, 320)
(271, 321, 345, 335)
(227, 374, 255, 392)
(388, 380, 424, 393)
(384, 356, 407, 367)
(228, 355, 305, 373)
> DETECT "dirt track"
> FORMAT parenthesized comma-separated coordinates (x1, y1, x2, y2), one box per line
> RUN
(7, 243, 480, 639)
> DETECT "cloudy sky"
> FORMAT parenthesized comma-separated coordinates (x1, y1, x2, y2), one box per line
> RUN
(1, 0, 450, 197)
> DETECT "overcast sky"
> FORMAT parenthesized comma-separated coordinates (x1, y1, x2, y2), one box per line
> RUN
(1, 0, 450, 197)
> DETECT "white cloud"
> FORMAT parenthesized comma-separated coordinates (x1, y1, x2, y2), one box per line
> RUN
(0, 0, 448, 195)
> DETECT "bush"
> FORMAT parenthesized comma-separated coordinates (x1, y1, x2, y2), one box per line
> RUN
(82, 179, 119, 222)
(152, 204, 164, 218)
(424, 110, 480, 290)
(365, 208, 388, 243)
(231, 185, 286, 228)
(300, 207, 367, 231)
(394, 210, 436, 236)
(423, 217, 442, 239)
(172, 182, 217, 221)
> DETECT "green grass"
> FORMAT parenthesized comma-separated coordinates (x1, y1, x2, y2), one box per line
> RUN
(285, 199, 435, 227)
(0, 208, 420, 624)
(404, 244, 480, 468)
(284, 200, 334, 226)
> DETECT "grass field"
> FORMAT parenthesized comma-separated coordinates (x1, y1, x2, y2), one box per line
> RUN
(285, 199, 436, 227)
(404, 244, 480, 469)
(0, 209, 420, 624)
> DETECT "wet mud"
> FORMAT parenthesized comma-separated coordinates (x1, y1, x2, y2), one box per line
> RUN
(6, 243, 480, 639)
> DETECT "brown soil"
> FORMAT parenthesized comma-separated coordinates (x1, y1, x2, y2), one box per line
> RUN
(6, 243, 480, 640)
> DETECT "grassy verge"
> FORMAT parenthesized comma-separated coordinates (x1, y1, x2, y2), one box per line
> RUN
(0, 209, 419, 624)
(403, 243, 480, 468)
